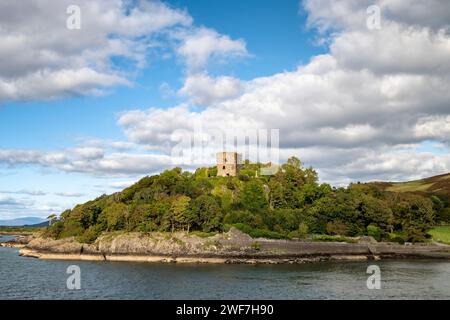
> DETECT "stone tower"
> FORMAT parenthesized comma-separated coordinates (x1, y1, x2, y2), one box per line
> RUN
(216, 152, 242, 177)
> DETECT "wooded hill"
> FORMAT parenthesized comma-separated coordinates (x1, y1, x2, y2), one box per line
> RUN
(43, 157, 450, 244)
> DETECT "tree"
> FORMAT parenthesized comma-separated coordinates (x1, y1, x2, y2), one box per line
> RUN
(268, 180, 287, 209)
(391, 194, 435, 241)
(189, 195, 223, 232)
(41, 157, 442, 243)
(169, 195, 191, 232)
(297, 183, 332, 207)
(128, 203, 152, 231)
(326, 221, 349, 235)
(47, 214, 58, 226)
(280, 156, 318, 188)
(239, 180, 269, 213)
(356, 194, 393, 232)
(103, 203, 128, 231)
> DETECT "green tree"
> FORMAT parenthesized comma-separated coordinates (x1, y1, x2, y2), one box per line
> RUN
(268, 180, 287, 209)
(239, 180, 269, 212)
(189, 195, 223, 232)
(356, 194, 393, 233)
(103, 203, 128, 231)
(391, 194, 435, 241)
(169, 195, 191, 232)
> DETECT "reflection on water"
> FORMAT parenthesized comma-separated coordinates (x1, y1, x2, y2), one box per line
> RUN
(0, 246, 449, 299)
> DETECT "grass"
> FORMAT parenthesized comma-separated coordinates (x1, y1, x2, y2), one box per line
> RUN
(428, 226, 450, 245)
(189, 231, 218, 238)
(251, 241, 261, 250)
(387, 180, 433, 193)
(437, 175, 450, 181)
(225, 223, 286, 239)
(312, 234, 358, 243)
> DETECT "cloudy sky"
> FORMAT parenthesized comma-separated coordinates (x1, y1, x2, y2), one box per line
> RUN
(1, 0, 450, 220)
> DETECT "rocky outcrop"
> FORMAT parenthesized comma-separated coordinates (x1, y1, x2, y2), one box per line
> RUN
(18, 228, 450, 264)
(0, 234, 35, 248)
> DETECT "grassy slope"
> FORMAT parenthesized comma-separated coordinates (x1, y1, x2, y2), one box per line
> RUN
(385, 173, 450, 196)
(428, 226, 450, 244)
(369, 173, 450, 244)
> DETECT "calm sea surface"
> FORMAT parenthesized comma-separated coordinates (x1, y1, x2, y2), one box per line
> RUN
(1, 235, 449, 299)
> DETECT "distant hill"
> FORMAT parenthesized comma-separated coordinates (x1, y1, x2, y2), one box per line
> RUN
(22, 221, 50, 228)
(0, 217, 46, 227)
(376, 173, 450, 197)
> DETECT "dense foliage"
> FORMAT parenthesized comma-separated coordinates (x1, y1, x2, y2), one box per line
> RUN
(44, 157, 450, 243)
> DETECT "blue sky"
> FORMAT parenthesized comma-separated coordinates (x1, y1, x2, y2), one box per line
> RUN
(0, 0, 323, 150)
(0, 0, 449, 219)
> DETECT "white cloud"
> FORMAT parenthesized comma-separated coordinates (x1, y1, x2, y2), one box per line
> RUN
(331, 24, 450, 75)
(0, 68, 130, 101)
(118, 104, 197, 150)
(0, 147, 173, 176)
(54, 192, 86, 198)
(0, 196, 32, 207)
(303, 0, 450, 32)
(0, 189, 46, 196)
(176, 27, 248, 72)
(0, 0, 250, 104)
(114, 0, 450, 184)
(109, 181, 136, 189)
(1, 0, 450, 187)
(72, 147, 105, 160)
(118, 52, 450, 150)
(0, 0, 191, 103)
(414, 116, 450, 142)
(179, 73, 243, 105)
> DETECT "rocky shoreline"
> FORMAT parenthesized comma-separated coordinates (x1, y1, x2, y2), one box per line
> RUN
(4, 228, 450, 264)
(0, 234, 33, 249)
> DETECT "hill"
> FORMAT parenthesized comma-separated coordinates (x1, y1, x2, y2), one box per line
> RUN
(374, 173, 450, 197)
(41, 157, 450, 244)
(0, 217, 46, 227)
(23, 221, 49, 228)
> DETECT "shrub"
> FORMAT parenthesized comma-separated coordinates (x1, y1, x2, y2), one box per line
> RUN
(251, 241, 261, 250)
(238, 174, 250, 181)
(77, 225, 103, 244)
(208, 167, 218, 177)
(240, 169, 256, 178)
(226, 179, 236, 190)
(388, 232, 407, 244)
(326, 221, 349, 236)
(42, 221, 64, 239)
(367, 224, 381, 241)
(287, 222, 309, 239)
(223, 210, 257, 226)
(298, 222, 309, 235)
(437, 208, 450, 224)
(58, 219, 84, 238)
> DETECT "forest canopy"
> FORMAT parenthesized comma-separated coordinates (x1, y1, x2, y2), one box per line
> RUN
(44, 157, 450, 244)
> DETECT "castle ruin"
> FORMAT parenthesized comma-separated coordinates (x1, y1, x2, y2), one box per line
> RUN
(216, 152, 242, 177)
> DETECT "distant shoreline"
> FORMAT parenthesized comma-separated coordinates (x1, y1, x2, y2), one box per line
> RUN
(0, 231, 34, 236)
